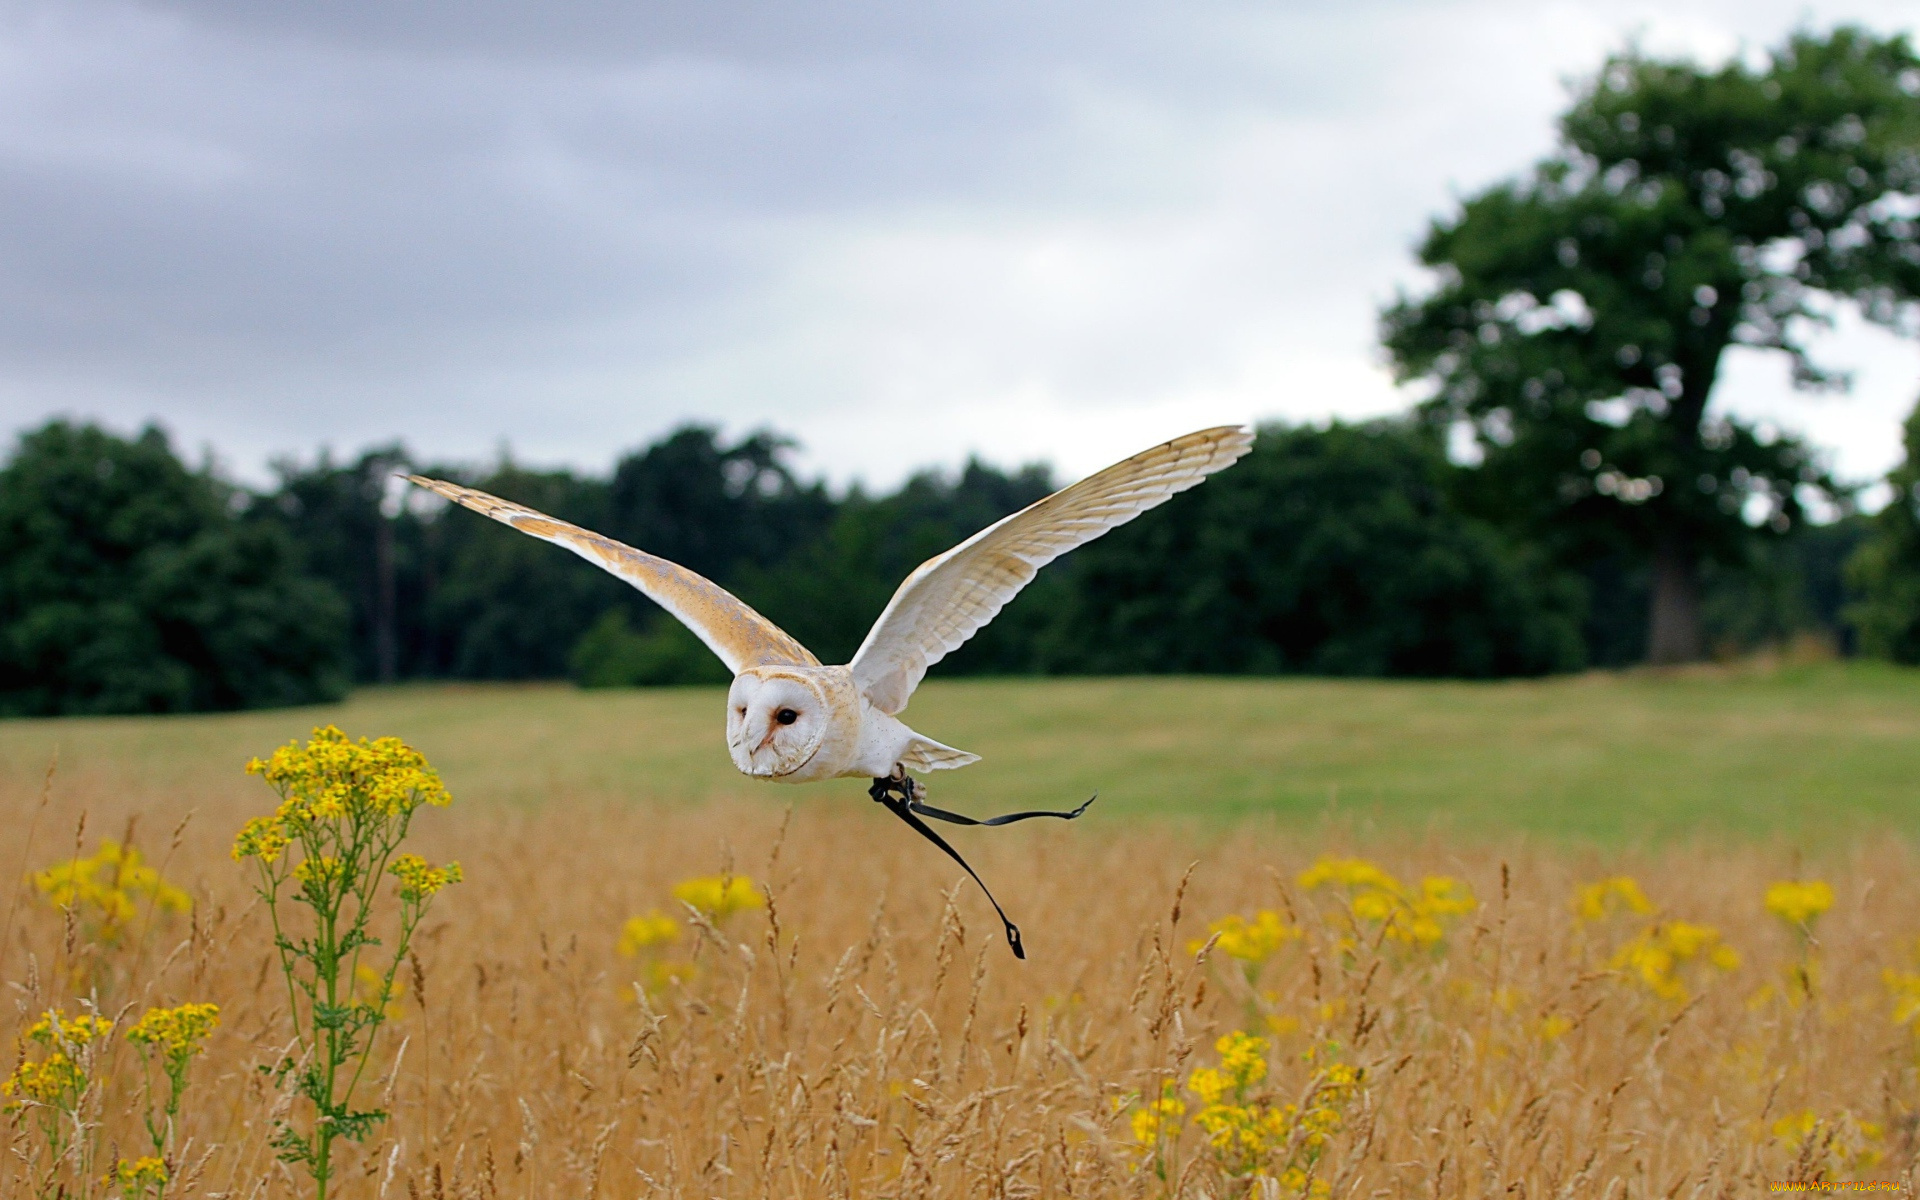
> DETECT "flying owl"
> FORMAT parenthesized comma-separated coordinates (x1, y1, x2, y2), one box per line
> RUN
(408, 425, 1253, 956)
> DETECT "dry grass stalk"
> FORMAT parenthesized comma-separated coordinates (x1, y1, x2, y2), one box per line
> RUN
(1, 769, 1916, 1197)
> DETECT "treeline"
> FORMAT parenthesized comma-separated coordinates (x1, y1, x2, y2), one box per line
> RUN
(0, 414, 1888, 716)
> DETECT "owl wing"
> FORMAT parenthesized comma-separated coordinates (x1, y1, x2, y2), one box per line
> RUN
(846, 425, 1254, 714)
(406, 476, 820, 673)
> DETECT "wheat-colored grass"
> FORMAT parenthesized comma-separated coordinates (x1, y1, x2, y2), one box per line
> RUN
(3, 734, 1917, 1196)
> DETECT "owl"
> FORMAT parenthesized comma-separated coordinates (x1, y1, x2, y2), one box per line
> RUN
(409, 424, 1253, 956)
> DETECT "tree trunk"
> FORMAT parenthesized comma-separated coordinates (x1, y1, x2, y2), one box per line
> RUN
(374, 512, 398, 683)
(1646, 534, 1703, 664)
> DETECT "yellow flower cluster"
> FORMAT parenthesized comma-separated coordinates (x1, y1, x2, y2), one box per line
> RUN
(671, 874, 765, 920)
(30, 841, 190, 940)
(1190, 1032, 1282, 1169)
(618, 910, 681, 956)
(1771, 1110, 1884, 1172)
(24, 1010, 114, 1047)
(126, 1002, 220, 1064)
(1887, 967, 1920, 1033)
(2, 1054, 85, 1111)
(231, 816, 290, 863)
(389, 854, 463, 902)
(1128, 1082, 1186, 1150)
(293, 855, 343, 888)
(1574, 876, 1654, 922)
(1763, 879, 1835, 927)
(236, 725, 450, 860)
(1176, 1031, 1359, 1190)
(109, 1156, 169, 1189)
(1608, 920, 1740, 1002)
(1299, 857, 1477, 948)
(1190, 910, 1302, 963)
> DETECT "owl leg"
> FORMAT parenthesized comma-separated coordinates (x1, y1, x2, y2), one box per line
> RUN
(868, 772, 1027, 960)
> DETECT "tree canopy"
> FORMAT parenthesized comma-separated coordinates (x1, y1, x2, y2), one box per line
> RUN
(0, 422, 349, 715)
(1383, 26, 1920, 662)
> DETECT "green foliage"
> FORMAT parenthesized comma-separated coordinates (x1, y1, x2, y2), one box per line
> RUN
(1382, 26, 1920, 658)
(1847, 400, 1920, 660)
(424, 464, 626, 679)
(570, 609, 731, 687)
(740, 459, 1057, 667)
(1038, 421, 1586, 677)
(0, 421, 350, 715)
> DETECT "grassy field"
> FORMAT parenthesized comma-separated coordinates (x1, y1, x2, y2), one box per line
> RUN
(4, 662, 1920, 839)
(2, 667, 1918, 1196)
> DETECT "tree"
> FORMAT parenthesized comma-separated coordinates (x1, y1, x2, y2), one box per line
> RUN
(1845, 396, 1920, 659)
(605, 426, 834, 585)
(1034, 421, 1586, 678)
(0, 421, 350, 715)
(425, 463, 625, 679)
(739, 458, 1057, 669)
(1383, 27, 1920, 662)
(263, 445, 414, 683)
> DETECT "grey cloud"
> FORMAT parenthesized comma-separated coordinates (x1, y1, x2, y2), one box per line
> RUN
(1, 0, 1915, 488)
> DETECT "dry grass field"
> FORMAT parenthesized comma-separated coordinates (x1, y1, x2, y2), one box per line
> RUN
(3, 671, 1920, 1197)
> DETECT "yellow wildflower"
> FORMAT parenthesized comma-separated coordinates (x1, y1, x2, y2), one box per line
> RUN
(1574, 876, 1654, 922)
(1, 1053, 86, 1110)
(1537, 1013, 1573, 1041)
(1190, 910, 1301, 962)
(1420, 876, 1478, 917)
(1609, 920, 1739, 1002)
(29, 840, 190, 941)
(1129, 1082, 1186, 1149)
(248, 725, 451, 825)
(1299, 857, 1475, 949)
(1763, 880, 1835, 928)
(293, 855, 344, 889)
(109, 1157, 169, 1189)
(672, 874, 764, 920)
(389, 854, 463, 902)
(1297, 856, 1399, 892)
(231, 815, 290, 863)
(354, 965, 404, 1018)
(126, 1002, 220, 1064)
(618, 910, 681, 956)
(24, 1009, 114, 1048)
(1885, 968, 1920, 1029)
(1772, 1109, 1885, 1172)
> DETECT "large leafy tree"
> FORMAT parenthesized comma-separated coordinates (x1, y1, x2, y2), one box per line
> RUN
(1845, 397, 1920, 659)
(0, 421, 350, 714)
(1034, 420, 1585, 678)
(1383, 27, 1920, 662)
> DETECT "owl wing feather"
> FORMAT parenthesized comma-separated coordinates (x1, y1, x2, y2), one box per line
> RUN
(847, 425, 1255, 714)
(406, 476, 820, 674)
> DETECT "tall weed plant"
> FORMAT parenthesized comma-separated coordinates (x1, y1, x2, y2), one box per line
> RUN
(234, 726, 461, 1198)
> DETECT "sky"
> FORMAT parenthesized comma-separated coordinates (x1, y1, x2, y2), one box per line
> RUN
(1, 0, 1916, 494)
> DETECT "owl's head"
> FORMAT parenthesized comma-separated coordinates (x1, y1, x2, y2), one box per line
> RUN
(727, 668, 833, 778)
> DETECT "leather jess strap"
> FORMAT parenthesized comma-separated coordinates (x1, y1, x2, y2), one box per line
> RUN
(868, 779, 1097, 960)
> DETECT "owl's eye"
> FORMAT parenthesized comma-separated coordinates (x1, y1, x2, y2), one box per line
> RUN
(775, 707, 799, 726)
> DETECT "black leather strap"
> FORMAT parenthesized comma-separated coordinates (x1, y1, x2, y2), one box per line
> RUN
(908, 793, 1097, 827)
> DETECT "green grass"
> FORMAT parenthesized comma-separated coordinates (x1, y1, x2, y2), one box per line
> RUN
(3, 663, 1919, 840)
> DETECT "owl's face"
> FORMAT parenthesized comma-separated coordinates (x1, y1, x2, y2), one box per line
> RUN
(727, 670, 831, 778)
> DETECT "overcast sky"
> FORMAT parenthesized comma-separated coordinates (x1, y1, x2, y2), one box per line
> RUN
(1, 0, 1916, 494)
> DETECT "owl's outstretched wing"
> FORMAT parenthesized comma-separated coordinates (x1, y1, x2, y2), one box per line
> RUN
(847, 425, 1254, 714)
(406, 476, 820, 673)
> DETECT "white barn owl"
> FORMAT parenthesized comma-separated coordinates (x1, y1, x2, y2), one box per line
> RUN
(408, 425, 1253, 956)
